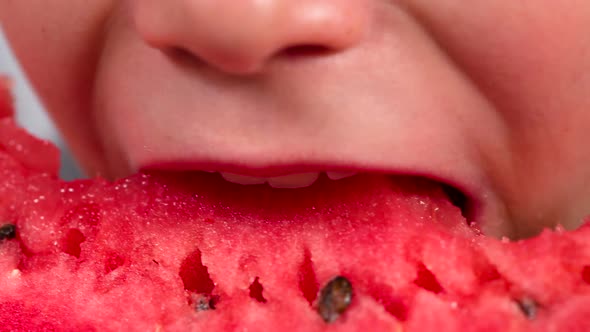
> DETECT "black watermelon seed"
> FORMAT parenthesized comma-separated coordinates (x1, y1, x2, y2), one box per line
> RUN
(516, 297, 538, 320)
(0, 224, 16, 240)
(317, 276, 353, 323)
(189, 293, 218, 312)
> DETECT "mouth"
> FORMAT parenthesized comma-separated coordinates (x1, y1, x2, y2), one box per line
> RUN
(139, 161, 495, 236)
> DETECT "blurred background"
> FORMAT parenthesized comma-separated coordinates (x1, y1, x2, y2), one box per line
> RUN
(0, 27, 83, 180)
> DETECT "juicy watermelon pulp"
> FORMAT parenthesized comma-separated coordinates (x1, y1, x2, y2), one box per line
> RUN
(2, 84, 590, 331)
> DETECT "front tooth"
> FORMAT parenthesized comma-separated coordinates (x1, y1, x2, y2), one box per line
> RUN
(220, 172, 266, 185)
(267, 173, 320, 188)
(326, 171, 357, 180)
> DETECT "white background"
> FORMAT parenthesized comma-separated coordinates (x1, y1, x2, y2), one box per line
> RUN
(0, 27, 82, 179)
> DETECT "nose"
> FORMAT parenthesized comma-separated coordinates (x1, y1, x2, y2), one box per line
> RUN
(131, 0, 368, 74)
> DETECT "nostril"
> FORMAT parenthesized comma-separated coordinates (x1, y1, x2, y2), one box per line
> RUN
(165, 47, 202, 65)
(165, 44, 336, 75)
(165, 47, 233, 73)
(282, 45, 334, 58)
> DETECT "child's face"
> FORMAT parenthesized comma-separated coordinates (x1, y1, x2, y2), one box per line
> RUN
(2, 1, 590, 238)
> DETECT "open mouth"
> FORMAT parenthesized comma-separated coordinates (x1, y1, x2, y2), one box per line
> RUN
(213, 171, 473, 224)
(139, 164, 480, 235)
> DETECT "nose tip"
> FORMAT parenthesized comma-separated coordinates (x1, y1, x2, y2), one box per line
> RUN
(132, 0, 368, 74)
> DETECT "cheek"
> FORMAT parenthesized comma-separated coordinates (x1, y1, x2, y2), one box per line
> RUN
(408, 0, 590, 126)
(412, 1, 590, 158)
(0, 1, 116, 175)
(409, 0, 590, 228)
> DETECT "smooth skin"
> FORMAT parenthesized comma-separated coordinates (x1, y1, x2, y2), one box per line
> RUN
(1, 1, 590, 238)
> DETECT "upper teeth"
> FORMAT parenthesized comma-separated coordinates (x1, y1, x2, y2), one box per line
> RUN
(219, 171, 356, 188)
(267, 173, 319, 188)
(220, 173, 266, 185)
(326, 171, 357, 180)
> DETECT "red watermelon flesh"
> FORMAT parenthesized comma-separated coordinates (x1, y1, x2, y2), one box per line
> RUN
(2, 84, 590, 331)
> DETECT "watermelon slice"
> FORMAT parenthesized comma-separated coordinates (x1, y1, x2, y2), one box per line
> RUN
(1, 81, 590, 331)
